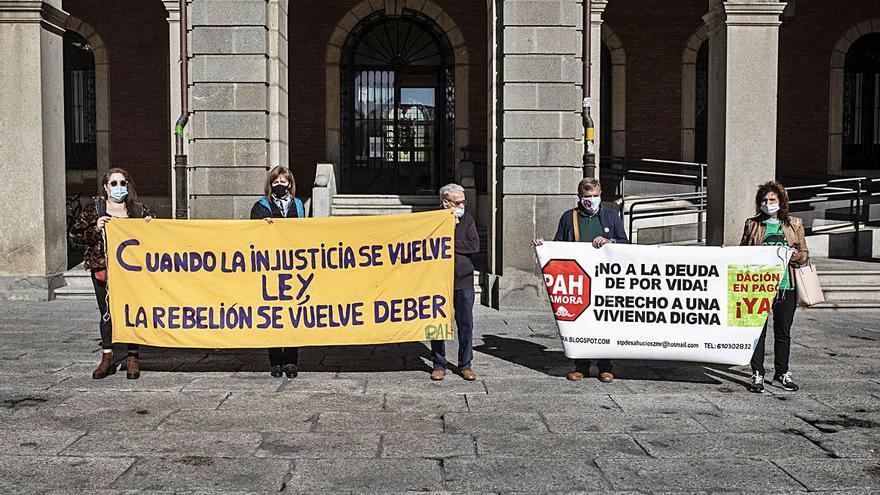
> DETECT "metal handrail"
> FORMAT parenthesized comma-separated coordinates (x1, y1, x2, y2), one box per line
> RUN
(608, 157, 878, 250)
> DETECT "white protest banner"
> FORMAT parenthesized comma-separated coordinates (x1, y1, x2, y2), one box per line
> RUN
(535, 243, 791, 365)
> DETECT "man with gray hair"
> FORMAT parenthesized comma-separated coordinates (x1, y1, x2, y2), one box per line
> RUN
(431, 183, 480, 381)
(533, 177, 628, 382)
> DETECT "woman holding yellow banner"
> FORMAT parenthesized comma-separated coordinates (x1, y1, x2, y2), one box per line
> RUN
(740, 181, 809, 394)
(250, 166, 306, 379)
(69, 168, 152, 380)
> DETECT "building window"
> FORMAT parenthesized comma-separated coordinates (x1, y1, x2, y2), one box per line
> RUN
(843, 33, 880, 170)
(694, 42, 709, 164)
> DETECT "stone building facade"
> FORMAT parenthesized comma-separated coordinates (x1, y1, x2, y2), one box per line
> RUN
(2, 0, 879, 305)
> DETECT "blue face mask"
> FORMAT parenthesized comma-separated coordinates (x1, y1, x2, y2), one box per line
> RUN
(761, 203, 780, 216)
(109, 186, 128, 202)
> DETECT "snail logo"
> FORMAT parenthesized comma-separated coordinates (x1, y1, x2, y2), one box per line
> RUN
(542, 259, 591, 322)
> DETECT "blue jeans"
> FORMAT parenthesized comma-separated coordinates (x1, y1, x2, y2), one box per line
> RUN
(431, 287, 475, 371)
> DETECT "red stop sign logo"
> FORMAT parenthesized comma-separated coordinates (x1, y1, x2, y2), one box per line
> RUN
(542, 259, 591, 321)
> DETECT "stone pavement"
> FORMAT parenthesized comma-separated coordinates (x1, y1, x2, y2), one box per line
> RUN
(0, 300, 878, 494)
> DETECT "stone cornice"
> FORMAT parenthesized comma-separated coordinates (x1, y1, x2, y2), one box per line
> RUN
(0, 1, 68, 36)
(704, 1, 787, 35)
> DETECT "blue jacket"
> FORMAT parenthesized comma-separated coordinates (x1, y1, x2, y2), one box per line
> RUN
(553, 206, 629, 243)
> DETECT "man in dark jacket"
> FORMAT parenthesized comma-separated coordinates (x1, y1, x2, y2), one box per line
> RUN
(431, 183, 480, 381)
(533, 178, 629, 383)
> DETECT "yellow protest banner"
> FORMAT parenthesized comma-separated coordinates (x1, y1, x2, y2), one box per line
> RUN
(105, 210, 455, 348)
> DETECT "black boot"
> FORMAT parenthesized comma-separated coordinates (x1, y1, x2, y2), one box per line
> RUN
(283, 363, 298, 379)
(270, 365, 283, 378)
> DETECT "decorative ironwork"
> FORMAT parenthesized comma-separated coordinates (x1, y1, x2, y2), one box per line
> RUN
(340, 10, 455, 194)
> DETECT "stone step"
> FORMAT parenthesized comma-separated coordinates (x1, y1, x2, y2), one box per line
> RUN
(820, 285, 880, 302)
(817, 271, 880, 286)
(804, 301, 880, 310)
(53, 287, 97, 300)
(331, 195, 437, 216)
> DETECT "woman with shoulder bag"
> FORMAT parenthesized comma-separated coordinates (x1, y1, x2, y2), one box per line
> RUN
(69, 168, 152, 379)
(250, 166, 305, 379)
(739, 180, 808, 394)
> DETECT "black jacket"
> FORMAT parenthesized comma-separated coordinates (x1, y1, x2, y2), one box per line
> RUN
(454, 213, 480, 291)
(250, 196, 304, 219)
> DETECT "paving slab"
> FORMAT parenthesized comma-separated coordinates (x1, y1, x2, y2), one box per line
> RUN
(0, 405, 176, 431)
(63, 430, 262, 457)
(773, 458, 880, 491)
(158, 409, 315, 433)
(597, 458, 805, 492)
(256, 431, 380, 459)
(111, 456, 290, 491)
(634, 432, 831, 459)
(218, 391, 383, 412)
(444, 457, 611, 492)
(610, 393, 720, 413)
(315, 411, 443, 434)
(464, 393, 619, 412)
(543, 411, 707, 434)
(689, 411, 815, 433)
(0, 428, 84, 455)
(812, 431, 880, 458)
(0, 455, 135, 492)
(477, 433, 648, 458)
(289, 458, 443, 492)
(381, 432, 475, 458)
(443, 412, 549, 434)
(383, 393, 469, 413)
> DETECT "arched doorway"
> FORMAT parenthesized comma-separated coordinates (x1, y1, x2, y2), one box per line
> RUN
(682, 25, 710, 163)
(600, 24, 626, 159)
(340, 11, 455, 195)
(63, 31, 97, 188)
(842, 33, 880, 170)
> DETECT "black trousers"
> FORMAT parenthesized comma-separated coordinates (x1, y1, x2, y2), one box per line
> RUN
(268, 347, 298, 367)
(574, 359, 613, 374)
(751, 289, 797, 376)
(91, 271, 138, 353)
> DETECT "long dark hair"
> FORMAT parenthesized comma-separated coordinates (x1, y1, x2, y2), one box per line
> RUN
(101, 167, 139, 216)
(754, 180, 790, 225)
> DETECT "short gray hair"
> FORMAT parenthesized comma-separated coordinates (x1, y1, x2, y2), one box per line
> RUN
(439, 183, 465, 200)
(578, 178, 601, 194)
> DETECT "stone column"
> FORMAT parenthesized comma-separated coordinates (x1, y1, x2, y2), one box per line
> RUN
(0, 1, 68, 300)
(704, 0, 786, 246)
(487, 0, 583, 309)
(188, 0, 288, 219)
(588, 0, 606, 173)
(164, 0, 184, 214)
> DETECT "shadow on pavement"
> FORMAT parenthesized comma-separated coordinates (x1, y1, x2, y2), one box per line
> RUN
(133, 342, 433, 374)
(475, 334, 754, 386)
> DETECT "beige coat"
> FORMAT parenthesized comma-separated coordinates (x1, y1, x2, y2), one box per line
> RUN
(739, 215, 809, 266)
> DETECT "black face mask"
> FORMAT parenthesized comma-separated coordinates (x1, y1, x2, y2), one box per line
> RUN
(271, 184, 289, 198)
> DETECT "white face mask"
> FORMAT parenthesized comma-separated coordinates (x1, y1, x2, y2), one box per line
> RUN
(580, 196, 601, 212)
(761, 203, 780, 215)
(454, 206, 465, 218)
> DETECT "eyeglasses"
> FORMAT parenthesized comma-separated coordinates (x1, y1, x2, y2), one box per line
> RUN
(444, 199, 467, 207)
(109, 180, 128, 187)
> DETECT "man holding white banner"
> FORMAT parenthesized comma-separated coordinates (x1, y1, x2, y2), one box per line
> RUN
(533, 178, 629, 383)
(535, 239, 791, 371)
